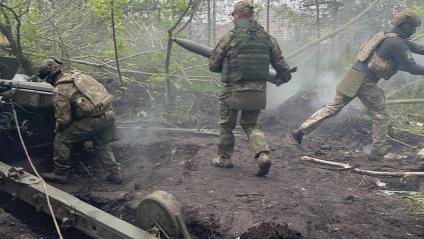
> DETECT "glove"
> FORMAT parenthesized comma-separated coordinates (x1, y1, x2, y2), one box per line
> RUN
(273, 72, 292, 87)
(281, 72, 292, 83)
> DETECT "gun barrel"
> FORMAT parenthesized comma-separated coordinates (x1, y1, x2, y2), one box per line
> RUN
(12, 88, 53, 96)
(0, 80, 53, 93)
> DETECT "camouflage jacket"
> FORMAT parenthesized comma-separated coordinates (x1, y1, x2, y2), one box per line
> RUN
(209, 19, 290, 91)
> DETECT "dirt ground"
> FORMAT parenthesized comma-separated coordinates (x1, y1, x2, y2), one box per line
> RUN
(3, 91, 424, 239)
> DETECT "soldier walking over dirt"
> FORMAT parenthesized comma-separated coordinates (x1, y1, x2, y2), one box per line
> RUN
(37, 58, 123, 184)
(292, 9, 424, 160)
(209, 1, 292, 176)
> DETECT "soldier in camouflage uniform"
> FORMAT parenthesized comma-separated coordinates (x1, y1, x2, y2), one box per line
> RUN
(209, 0, 292, 176)
(37, 58, 122, 184)
(292, 9, 424, 160)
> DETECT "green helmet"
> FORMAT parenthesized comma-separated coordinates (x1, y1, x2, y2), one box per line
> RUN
(392, 9, 422, 27)
(231, 1, 254, 16)
(38, 58, 63, 82)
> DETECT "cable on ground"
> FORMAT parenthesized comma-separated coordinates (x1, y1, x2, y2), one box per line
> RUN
(11, 104, 64, 239)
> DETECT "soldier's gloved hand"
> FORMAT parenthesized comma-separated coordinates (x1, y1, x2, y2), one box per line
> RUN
(270, 76, 284, 87)
(281, 72, 292, 83)
(273, 72, 292, 86)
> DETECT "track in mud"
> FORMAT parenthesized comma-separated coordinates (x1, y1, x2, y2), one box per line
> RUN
(3, 91, 424, 238)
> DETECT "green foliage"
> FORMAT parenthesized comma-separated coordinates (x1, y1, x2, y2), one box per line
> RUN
(405, 192, 424, 214)
(149, 74, 167, 85)
(88, 0, 128, 56)
(146, 0, 192, 27)
(87, 0, 127, 18)
(20, 5, 43, 57)
(160, 96, 206, 126)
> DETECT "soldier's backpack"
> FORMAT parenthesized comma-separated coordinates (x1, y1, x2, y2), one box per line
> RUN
(357, 32, 398, 80)
(72, 71, 113, 117)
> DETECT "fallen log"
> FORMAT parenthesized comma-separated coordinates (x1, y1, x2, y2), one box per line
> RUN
(301, 156, 424, 177)
(385, 99, 424, 105)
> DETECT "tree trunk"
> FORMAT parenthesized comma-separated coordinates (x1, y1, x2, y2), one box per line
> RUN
(110, 0, 123, 86)
(0, 25, 33, 76)
(212, 0, 216, 45)
(207, 0, 211, 46)
(164, 0, 193, 107)
(266, 0, 270, 32)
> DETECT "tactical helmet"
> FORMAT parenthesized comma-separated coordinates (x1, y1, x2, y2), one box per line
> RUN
(231, 1, 254, 16)
(392, 9, 422, 27)
(38, 58, 63, 81)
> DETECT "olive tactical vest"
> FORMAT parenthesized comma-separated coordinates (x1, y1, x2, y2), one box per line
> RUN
(357, 32, 398, 80)
(222, 20, 271, 83)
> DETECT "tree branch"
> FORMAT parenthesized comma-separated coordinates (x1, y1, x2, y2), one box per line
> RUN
(175, 0, 201, 35)
(286, 0, 380, 60)
(165, 0, 194, 105)
(110, 0, 123, 86)
(301, 156, 424, 177)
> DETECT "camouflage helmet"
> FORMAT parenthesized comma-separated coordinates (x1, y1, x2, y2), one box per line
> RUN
(392, 9, 422, 27)
(231, 0, 254, 16)
(38, 58, 63, 81)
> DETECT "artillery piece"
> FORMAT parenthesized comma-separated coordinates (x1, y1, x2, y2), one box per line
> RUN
(0, 57, 191, 239)
(0, 56, 55, 149)
(0, 55, 220, 149)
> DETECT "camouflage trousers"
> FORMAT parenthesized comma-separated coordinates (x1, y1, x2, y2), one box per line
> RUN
(53, 111, 120, 173)
(218, 91, 269, 159)
(299, 81, 390, 154)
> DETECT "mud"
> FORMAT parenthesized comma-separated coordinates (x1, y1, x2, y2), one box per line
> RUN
(0, 192, 90, 239)
(240, 222, 303, 239)
(3, 91, 424, 238)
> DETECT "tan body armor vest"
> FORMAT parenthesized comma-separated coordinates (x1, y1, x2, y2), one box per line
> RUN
(66, 71, 113, 117)
(357, 32, 398, 80)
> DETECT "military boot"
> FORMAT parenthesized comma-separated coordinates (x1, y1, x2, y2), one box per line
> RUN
(42, 171, 68, 184)
(211, 157, 234, 168)
(292, 129, 304, 144)
(106, 168, 123, 184)
(256, 152, 271, 177)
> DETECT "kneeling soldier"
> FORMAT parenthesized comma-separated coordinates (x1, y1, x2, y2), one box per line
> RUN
(38, 58, 122, 184)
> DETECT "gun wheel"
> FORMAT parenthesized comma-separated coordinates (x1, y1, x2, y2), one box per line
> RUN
(136, 191, 182, 238)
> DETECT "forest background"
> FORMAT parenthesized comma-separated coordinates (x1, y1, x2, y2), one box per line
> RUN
(1, 0, 424, 130)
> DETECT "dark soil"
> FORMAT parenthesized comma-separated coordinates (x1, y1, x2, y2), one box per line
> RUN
(3, 90, 424, 239)
(0, 192, 90, 239)
(240, 222, 304, 239)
